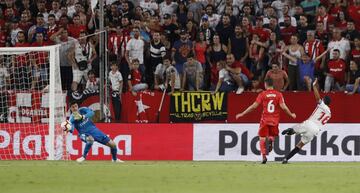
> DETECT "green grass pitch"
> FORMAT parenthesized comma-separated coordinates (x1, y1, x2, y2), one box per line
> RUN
(0, 161, 359, 193)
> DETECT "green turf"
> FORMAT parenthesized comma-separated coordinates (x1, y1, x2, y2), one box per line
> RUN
(0, 161, 359, 193)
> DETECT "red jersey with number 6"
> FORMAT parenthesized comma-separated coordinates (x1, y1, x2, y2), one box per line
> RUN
(255, 89, 285, 126)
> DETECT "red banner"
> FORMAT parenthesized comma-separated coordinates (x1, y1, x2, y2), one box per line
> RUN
(226, 92, 360, 123)
(0, 124, 49, 160)
(0, 123, 193, 160)
(121, 91, 170, 123)
(120, 92, 360, 123)
(5, 91, 360, 123)
(6, 91, 50, 123)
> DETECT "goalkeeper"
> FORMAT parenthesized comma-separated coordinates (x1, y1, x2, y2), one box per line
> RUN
(67, 101, 123, 163)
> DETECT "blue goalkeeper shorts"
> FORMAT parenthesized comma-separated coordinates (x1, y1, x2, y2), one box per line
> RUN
(79, 128, 110, 145)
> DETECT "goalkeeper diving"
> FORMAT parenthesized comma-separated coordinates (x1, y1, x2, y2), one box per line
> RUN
(65, 101, 123, 163)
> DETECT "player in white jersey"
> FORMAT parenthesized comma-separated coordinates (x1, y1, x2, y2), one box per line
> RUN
(281, 78, 331, 164)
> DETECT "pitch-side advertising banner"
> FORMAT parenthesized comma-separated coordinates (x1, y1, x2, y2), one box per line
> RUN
(74, 124, 193, 160)
(170, 92, 227, 122)
(193, 124, 360, 161)
(1, 123, 360, 161)
(0, 123, 193, 160)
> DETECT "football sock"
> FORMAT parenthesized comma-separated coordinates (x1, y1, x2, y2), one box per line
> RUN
(83, 142, 93, 158)
(268, 136, 274, 152)
(268, 136, 274, 143)
(260, 139, 267, 157)
(111, 147, 117, 161)
(285, 146, 301, 160)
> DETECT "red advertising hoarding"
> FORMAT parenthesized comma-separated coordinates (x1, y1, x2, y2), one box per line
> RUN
(0, 123, 193, 160)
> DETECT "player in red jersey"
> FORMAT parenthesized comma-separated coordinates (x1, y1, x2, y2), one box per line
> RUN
(236, 78, 296, 164)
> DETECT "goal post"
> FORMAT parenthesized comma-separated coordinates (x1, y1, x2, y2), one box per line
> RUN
(0, 45, 68, 160)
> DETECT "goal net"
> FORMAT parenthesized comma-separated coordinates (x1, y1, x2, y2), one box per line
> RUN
(0, 45, 69, 160)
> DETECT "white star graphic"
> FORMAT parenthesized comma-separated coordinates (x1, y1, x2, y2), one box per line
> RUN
(135, 99, 150, 115)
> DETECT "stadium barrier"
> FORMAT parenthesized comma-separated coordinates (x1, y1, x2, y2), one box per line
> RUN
(3, 91, 360, 123)
(78, 91, 360, 123)
(1, 123, 359, 161)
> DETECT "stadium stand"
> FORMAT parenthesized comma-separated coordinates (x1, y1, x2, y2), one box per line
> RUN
(0, 0, 359, 122)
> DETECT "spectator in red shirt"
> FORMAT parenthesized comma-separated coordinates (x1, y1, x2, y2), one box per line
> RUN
(0, 25, 7, 47)
(18, 12, 32, 33)
(316, 4, 334, 32)
(252, 16, 270, 42)
(280, 15, 297, 45)
(265, 63, 289, 91)
(335, 11, 348, 31)
(328, 0, 343, 18)
(68, 14, 87, 39)
(347, 0, 360, 30)
(225, 53, 251, 94)
(324, 49, 347, 92)
(127, 59, 148, 96)
(31, 32, 49, 47)
(241, 17, 253, 38)
(303, 30, 326, 87)
(47, 14, 58, 44)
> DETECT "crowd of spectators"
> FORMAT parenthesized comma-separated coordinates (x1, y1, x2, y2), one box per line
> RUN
(0, 0, 360, 95)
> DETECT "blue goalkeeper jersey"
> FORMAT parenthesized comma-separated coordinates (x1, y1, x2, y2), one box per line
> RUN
(69, 107, 97, 134)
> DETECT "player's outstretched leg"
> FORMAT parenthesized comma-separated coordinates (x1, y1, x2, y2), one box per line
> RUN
(106, 140, 124, 163)
(282, 141, 305, 164)
(259, 137, 267, 164)
(282, 128, 295, 135)
(77, 135, 94, 163)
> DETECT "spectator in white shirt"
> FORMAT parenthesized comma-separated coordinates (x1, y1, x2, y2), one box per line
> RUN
(126, 27, 145, 75)
(0, 61, 10, 90)
(85, 70, 100, 91)
(154, 56, 181, 94)
(278, 4, 297, 29)
(109, 61, 123, 122)
(328, 28, 351, 60)
(140, 0, 158, 15)
(200, 5, 221, 30)
(213, 61, 234, 93)
(159, 0, 178, 19)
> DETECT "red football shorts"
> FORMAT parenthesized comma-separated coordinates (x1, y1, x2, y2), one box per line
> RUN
(258, 124, 279, 137)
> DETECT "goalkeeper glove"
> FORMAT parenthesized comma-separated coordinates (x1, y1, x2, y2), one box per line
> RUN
(73, 112, 85, 121)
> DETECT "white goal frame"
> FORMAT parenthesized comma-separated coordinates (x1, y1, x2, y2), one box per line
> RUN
(0, 45, 62, 160)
